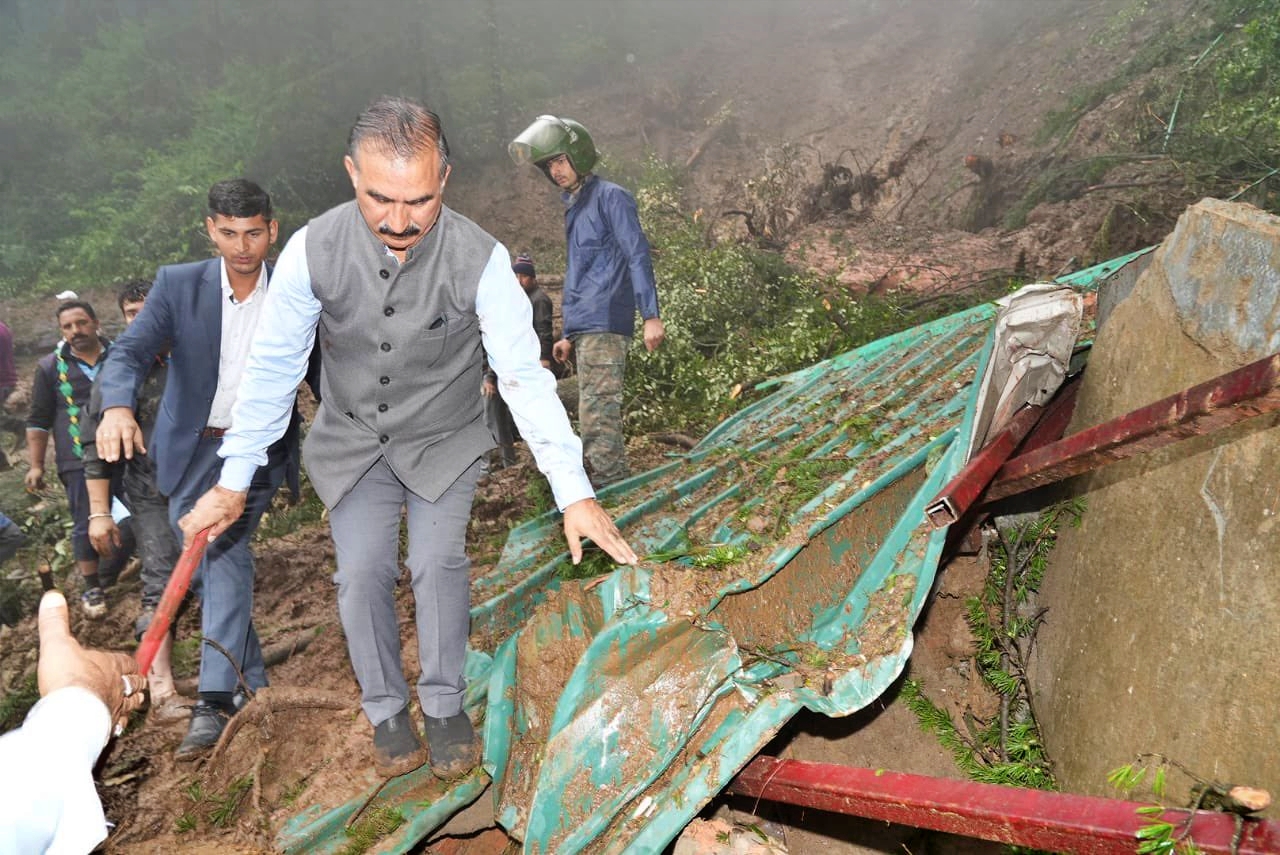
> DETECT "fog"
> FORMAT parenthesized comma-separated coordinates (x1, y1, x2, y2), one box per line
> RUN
(0, 0, 1073, 294)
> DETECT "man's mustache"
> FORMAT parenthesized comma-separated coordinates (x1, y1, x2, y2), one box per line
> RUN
(379, 223, 422, 240)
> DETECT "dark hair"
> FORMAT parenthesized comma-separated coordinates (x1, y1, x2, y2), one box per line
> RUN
(55, 299, 96, 322)
(348, 95, 450, 177)
(116, 279, 152, 313)
(207, 179, 273, 220)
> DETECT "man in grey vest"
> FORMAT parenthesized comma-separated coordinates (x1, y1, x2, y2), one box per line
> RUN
(179, 96, 638, 780)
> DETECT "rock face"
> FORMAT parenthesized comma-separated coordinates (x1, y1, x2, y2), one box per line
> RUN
(1031, 198, 1280, 810)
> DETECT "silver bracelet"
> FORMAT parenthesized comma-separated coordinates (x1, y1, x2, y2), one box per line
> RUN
(87, 512, 114, 520)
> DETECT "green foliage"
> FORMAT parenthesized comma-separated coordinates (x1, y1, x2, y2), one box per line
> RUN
(903, 500, 1085, 792)
(173, 773, 255, 832)
(645, 529, 750, 569)
(170, 634, 203, 679)
(519, 476, 555, 525)
(1108, 756, 1218, 855)
(555, 546, 618, 582)
(1031, 0, 1280, 218)
(0, 673, 40, 734)
(207, 775, 253, 828)
(624, 155, 968, 437)
(256, 470, 327, 542)
(0, 0, 707, 297)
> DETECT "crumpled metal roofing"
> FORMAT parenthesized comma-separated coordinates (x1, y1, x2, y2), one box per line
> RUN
(279, 252, 1145, 854)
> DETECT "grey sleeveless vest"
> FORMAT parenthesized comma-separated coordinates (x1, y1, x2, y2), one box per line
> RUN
(302, 201, 496, 507)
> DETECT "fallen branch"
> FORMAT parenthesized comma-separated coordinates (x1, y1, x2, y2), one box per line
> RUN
(686, 115, 730, 170)
(207, 686, 352, 768)
(649, 432, 698, 450)
(1081, 178, 1175, 194)
(175, 628, 325, 696)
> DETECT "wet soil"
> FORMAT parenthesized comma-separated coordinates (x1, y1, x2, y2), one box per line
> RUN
(0, 1, 1215, 850)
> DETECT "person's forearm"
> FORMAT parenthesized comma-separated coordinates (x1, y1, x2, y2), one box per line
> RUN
(25, 429, 48, 471)
(86, 475, 112, 516)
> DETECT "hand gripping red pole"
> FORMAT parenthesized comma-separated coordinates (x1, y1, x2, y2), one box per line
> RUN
(135, 528, 211, 674)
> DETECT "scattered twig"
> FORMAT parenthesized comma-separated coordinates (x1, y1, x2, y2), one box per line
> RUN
(649, 432, 698, 450)
(345, 777, 395, 832)
(251, 747, 268, 819)
(202, 638, 253, 701)
(176, 628, 325, 696)
(207, 686, 351, 768)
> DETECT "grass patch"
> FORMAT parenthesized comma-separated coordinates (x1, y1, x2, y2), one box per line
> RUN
(0, 673, 39, 733)
(339, 806, 405, 855)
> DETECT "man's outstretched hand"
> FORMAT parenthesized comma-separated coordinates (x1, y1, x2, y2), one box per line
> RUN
(178, 485, 248, 548)
(95, 407, 146, 463)
(562, 498, 639, 566)
(37, 591, 146, 735)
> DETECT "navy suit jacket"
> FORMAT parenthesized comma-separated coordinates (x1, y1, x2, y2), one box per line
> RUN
(98, 257, 314, 497)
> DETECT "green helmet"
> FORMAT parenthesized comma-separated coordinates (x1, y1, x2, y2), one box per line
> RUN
(509, 115, 598, 178)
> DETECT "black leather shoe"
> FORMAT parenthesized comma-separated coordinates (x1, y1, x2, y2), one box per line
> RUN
(134, 605, 155, 641)
(373, 707, 428, 778)
(175, 701, 230, 760)
(424, 711, 479, 780)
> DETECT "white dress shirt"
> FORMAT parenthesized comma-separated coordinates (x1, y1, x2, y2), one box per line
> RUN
(206, 259, 269, 429)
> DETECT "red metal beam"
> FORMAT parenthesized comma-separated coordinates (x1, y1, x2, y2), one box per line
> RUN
(985, 352, 1280, 503)
(728, 758, 1280, 854)
(926, 376, 1083, 529)
(926, 403, 1046, 528)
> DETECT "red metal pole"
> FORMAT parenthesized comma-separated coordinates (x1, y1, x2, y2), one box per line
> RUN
(135, 528, 210, 674)
(927, 375, 1084, 529)
(728, 758, 1280, 854)
(986, 352, 1280, 503)
(926, 403, 1046, 528)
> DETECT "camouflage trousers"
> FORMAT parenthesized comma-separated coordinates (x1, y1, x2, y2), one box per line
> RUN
(574, 332, 629, 487)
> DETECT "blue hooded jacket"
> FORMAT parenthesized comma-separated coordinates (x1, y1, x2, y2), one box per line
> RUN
(562, 175, 660, 338)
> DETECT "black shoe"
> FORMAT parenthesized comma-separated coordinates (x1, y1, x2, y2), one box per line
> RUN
(134, 605, 156, 641)
(424, 711, 479, 780)
(373, 707, 428, 778)
(176, 701, 231, 760)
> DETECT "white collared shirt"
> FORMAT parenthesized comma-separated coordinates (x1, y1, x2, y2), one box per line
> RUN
(207, 259, 269, 429)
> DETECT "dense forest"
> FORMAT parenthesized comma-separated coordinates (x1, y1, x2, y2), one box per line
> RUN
(0, 0, 757, 294)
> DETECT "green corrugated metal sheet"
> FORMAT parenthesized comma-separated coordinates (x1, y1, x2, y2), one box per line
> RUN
(278, 252, 1148, 854)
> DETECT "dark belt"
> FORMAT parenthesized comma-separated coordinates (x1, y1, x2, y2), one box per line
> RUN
(200, 427, 228, 439)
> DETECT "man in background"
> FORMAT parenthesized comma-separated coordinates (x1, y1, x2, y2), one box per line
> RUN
(482, 252, 558, 468)
(0, 318, 17, 469)
(26, 300, 123, 617)
(510, 116, 665, 487)
(96, 179, 302, 759)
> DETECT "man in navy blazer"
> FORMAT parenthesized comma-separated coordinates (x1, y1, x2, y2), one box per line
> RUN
(96, 179, 303, 759)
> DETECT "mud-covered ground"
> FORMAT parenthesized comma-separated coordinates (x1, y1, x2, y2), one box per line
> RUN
(0, 0, 1220, 851)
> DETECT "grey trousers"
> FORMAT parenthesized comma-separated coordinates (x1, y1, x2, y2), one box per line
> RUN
(329, 455, 482, 726)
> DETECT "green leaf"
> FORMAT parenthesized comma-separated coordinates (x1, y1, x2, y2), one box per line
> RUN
(1135, 821, 1175, 839)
